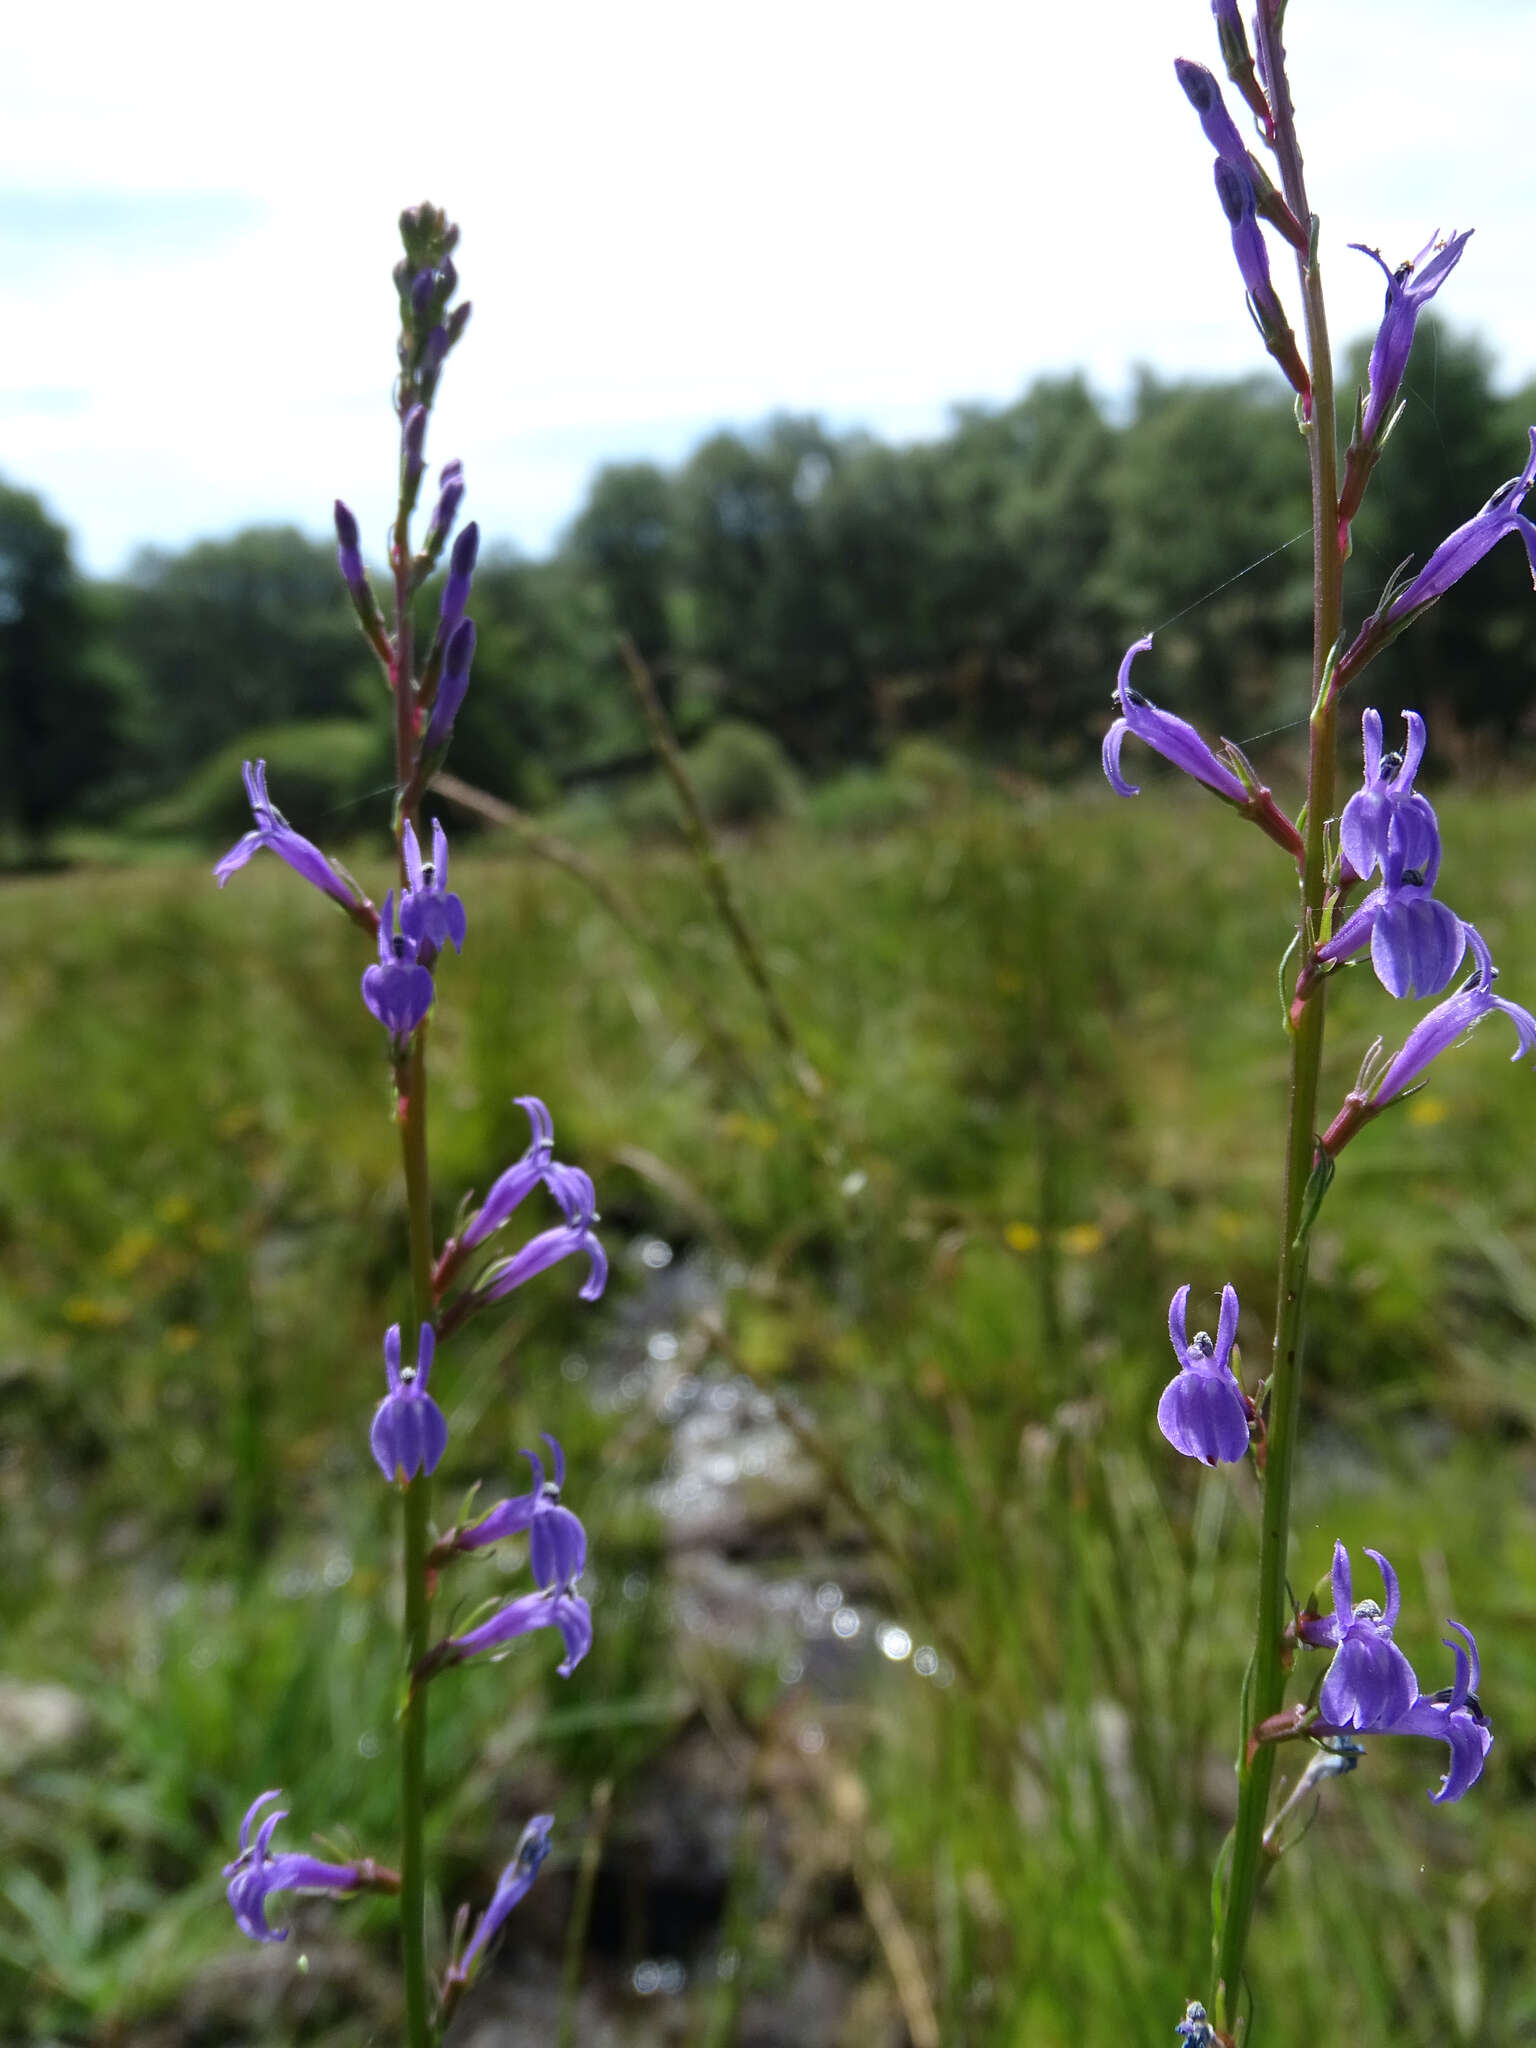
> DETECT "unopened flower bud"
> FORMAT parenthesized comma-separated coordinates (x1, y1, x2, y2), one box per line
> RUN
(421, 461, 465, 565)
(332, 500, 391, 666)
(334, 499, 366, 596)
(424, 619, 476, 753)
(402, 405, 427, 491)
(440, 521, 479, 639)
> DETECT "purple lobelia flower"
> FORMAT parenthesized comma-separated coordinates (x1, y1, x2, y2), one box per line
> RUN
(1157, 1283, 1252, 1466)
(1384, 427, 1536, 623)
(214, 760, 372, 922)
(1103, 637, 1247, 803)
(370, 1322, 447, 1483)
(438, 520, 479, 643)
(1317, 1542, 1419, 1733)
(1314, 874, 1468, 1001)
(1321, 933, 1536, 1154)
(457, 1435, 587, 1591)
(476, 1164, 608, 1306)
(1339, 709, 1439, 884)
(442, 1587, 593, 1676)
(443, 1815, 555, 1994)
(1300, 1593, 1492, 1803)
(1314, 799, 1469, 1001)
(1387, 1622, 1492, 1804)
(458, 1097, 558, 1251)
(1352, 232, 1473, 453)
(1373, 951, 1536, 1101)
(362, 890, 435, 1040)
(224, 1791, 362, 1943)
(399, 817, 467, 962)
(423, 618, 476, 755)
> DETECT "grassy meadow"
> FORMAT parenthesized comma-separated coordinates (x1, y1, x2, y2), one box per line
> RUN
(3, 761, 1534, 2045)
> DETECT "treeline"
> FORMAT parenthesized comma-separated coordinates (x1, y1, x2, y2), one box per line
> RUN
(4, 320, 1534, 857)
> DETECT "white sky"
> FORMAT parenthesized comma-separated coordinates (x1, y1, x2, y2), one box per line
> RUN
(4, 0, 1535, 576)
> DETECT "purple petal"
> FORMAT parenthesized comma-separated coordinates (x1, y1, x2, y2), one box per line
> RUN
(1214, 1284, 1240, 1370)
(1364, 1545, 1401, 1629)
(1156, 1368, 1250, 1465)
(1316, 894, 1382, 970)
(459, 1487, 539, 1549)
(1339, 787, 1390, 880)
(1360, 707, 1383, 783)
(1102, 718, 1139, 797)
(1369, 895, 1466, 999)
(213, 829, 263, 886)
(1331, 1540, 1353, 1640)
(361, 960, 436, 1036)
(530, 1501, 587, 1591)
(460, 1159, 544, 1250)
(402, 819, 425, 892)
(1442, 1620, 1480, 1708)
(1319, 1630, 1417, 1731)
(1391, 1696, 1492, 1803)
(577, 1234, 608, 1301)
(1397, 710, 1427, 785)
(415, 1323, 436, 1389)
(1167, 1284, 1191, 1362)
(234, 1789, 285, 1859)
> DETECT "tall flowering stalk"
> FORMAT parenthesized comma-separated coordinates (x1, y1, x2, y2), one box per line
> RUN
(213, 206, 606, 2042)
(1119, 12, 1525, 2035)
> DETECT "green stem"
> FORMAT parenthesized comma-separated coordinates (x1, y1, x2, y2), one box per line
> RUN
(391, 395, 436, 2043)
(1213, 9, 1343, 2028)
(399, 1029, 435, 2044)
